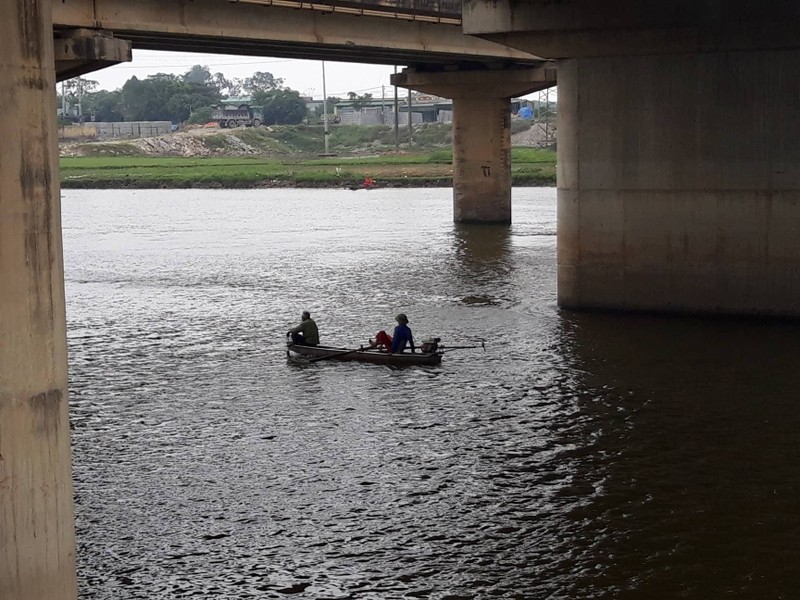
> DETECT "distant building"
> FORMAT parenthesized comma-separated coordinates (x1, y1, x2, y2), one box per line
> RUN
(328, 93, 549, 126)
(304, 96, 324, 114)
(333, 92, 451, 126)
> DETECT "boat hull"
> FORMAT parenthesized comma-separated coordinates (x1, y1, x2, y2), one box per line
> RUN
(287, 343, 442, 366)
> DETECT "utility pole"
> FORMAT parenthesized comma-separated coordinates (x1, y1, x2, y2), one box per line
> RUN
(77, 78, 84, 123)
(394, 66, 399, 149)
(407, 87, 413, 146)
(322, 61, 329, 155)
(381, 85, 385, 125)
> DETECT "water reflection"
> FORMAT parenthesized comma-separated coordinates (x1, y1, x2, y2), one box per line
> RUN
(452, 223, 512, 267)
(449, 224, 513, 307)
(551, 311, 800, 598)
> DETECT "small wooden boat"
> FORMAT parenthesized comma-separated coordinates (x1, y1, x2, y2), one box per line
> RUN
(287, 342, 442, 366)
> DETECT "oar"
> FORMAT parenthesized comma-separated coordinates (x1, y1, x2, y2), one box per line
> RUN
(307, 346, 382, 363)
(440, 341, 486, 352)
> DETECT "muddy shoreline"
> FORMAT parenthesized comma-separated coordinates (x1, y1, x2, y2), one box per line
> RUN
(60, 175, 555, 190)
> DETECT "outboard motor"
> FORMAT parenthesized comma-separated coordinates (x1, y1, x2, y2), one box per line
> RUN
(420, 337, 441, 353)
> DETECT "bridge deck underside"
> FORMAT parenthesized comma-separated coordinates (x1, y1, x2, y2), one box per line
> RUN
(52, 0, 539, 68)
(62, 30, 488, 65)
(233, 0, 462, 23)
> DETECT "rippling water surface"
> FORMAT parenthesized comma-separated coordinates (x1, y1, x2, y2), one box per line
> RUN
(64, 188, 800, 599)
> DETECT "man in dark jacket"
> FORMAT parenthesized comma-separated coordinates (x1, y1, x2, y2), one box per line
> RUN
(391, 313, 415, 354)
(288, 311, 319, 346)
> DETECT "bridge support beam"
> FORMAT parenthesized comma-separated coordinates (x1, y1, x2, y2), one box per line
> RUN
(54, 28, 132, 82)
(393, 67, 555, 223)
(465, 0, 800, 316)
(1, 1, 77, 599)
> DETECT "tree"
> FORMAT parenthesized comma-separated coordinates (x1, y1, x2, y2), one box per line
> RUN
(166, 81, 221, 122)
(82, 90, 124, 122)
(243, 71, 283, 96)
(59, 77, 99, 120)
(62, 76, 99, 98)
(213, 72, 241, 97)
(120, 73, 220, 123)
(347, 92, 374, 110)
(254, 88, 308, 125)
(121, 74, 177, 121)
(182, 65, 213, 85)
(120, 76, 148, 120)
(187, 106, 214, 125)
(182, 65, 245, 99)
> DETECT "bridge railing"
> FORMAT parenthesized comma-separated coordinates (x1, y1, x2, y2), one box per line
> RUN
(231, 0, 463, 24)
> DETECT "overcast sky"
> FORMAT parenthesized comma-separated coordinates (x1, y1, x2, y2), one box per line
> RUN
(88, 50, 407, 99)
(86, 49, 551, 101)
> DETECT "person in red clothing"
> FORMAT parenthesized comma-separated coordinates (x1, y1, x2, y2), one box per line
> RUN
(369, 330, 393, 351)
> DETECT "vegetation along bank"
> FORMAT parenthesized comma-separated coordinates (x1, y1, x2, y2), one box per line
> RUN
(60, 124, 557, 189)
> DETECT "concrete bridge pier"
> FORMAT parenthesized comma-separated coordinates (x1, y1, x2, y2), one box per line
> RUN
(1, 1, 78, 599)
(556, 51, 800, 316)
(463, 1, 800, 317)
(392, 67, 555, 223)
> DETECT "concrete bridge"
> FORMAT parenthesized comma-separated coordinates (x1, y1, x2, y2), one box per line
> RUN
(4, 1, 800, 598)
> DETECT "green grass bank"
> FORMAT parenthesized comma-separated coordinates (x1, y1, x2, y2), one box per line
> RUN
(60, 148, 557, 189)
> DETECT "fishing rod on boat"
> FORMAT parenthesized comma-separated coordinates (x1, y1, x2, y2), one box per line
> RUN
(439, 341, 486, 352)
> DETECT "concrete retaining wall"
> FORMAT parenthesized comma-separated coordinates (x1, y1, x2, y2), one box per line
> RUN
(59, 121, 173, 141)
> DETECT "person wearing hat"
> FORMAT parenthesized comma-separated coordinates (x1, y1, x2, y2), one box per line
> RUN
(288, 311, 319, 346)
(390, 313, 415, 354)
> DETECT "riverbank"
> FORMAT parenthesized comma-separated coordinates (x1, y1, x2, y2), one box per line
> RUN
(60, 149, 557, 189)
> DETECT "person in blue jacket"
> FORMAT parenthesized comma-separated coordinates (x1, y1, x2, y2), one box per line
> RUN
(391, 313, 415, 354)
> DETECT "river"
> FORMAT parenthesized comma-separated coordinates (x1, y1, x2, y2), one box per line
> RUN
(63, 188, 800, 599)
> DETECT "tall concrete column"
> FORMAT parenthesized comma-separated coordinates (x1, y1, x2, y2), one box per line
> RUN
(557, 51, 800, 316)
(392, 67, 555, 223)
(0, 1, 78, 599)
(452, 95, 512, 222)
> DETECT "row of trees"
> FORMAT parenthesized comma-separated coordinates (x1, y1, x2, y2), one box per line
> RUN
(58, 65, 317, 126)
